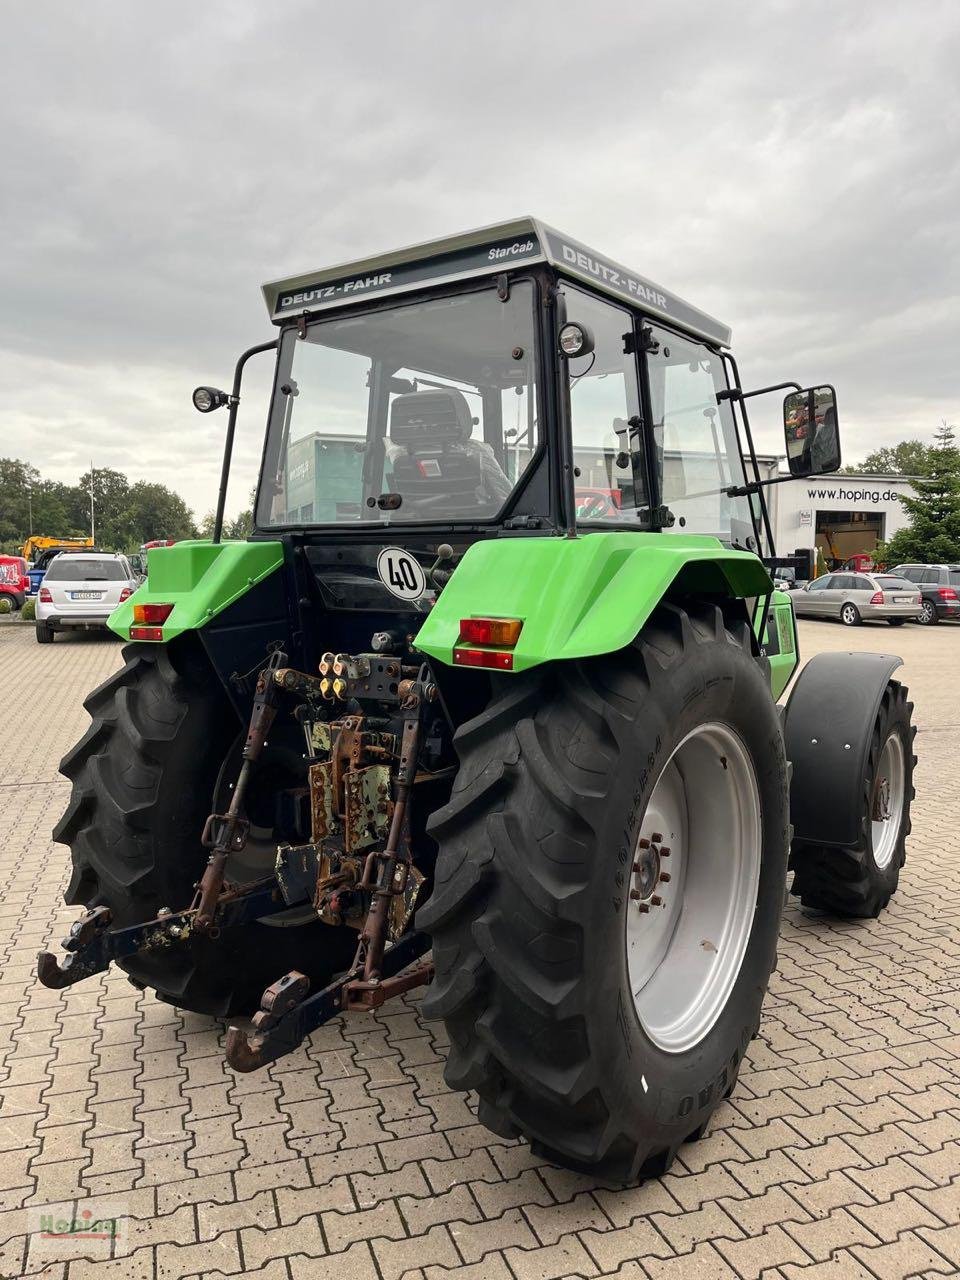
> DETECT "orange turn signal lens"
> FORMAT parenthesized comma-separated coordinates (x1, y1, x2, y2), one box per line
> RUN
(133, 602, 174, 624)
(453, 647, 514, 670)
(458, 617, 523, 648)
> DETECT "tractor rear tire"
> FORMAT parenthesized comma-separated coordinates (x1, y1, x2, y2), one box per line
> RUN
(789, 681, 915, 918)
(420, 603, 789, 1182)
(54, 638, 358, 1017)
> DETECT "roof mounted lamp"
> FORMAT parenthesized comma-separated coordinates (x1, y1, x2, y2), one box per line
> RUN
(192, 386, 230, 413)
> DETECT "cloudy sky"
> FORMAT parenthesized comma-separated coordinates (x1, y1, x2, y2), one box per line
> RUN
(2, 1, 958, 520)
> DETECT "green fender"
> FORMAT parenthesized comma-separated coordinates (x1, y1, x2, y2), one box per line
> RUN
(108, 540, 284, 642)
(414, 532, 773, 673)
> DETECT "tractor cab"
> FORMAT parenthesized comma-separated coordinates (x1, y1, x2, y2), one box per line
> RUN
(253, 218, 834, 550)
(238, 219, 841, 659)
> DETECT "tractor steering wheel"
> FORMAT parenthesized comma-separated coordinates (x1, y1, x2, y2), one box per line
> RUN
(578, 492, 615, 520)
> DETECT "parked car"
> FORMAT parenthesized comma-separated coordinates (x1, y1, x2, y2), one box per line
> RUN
(792, 571, 922, 626)
(35, 552, 138, 644)
(0, 555, 30, 609)
(888, 563, 960, 625)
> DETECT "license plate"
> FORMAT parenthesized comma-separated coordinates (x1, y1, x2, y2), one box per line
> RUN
(893, 596, 912, 603)
(71, 591, 103, 601)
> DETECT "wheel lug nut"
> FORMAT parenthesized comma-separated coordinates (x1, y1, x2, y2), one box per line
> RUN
(659, 872, 671, 883)
(637, 902, 649, 913)
(651, 895, 663, 907)
(651, 832, 663, 843)
(637, 838, 650, 850)
(629, 889, 642, 900)
(660, 846, 670, 857)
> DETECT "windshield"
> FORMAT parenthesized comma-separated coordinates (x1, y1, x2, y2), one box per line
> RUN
(45, 558, 126, 581)
(257, 283, 538, 528)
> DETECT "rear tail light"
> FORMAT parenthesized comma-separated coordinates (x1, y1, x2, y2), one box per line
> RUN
(453, 648, 514, 670)
(453, 617, 523, 670)
(130, 625, 164, 641)
(133, 602, 174, 624)
(458, 617, 523, 648)
(869, 591, 884, 605)
(937, 587, 958, 601)
(118, 587, 134, 603)
(39, 587, 52, 603)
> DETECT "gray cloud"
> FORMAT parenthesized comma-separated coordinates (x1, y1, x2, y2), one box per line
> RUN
(1, 0, 957, 517)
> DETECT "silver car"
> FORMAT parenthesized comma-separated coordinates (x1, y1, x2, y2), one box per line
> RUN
(35, 552, 137, 644)
(793, 571, 922, 627)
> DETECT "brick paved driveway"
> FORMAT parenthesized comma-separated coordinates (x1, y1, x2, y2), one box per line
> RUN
(0, 619, 958, 1280)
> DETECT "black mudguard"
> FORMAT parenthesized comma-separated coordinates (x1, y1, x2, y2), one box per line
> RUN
(783, 651, 902, 847)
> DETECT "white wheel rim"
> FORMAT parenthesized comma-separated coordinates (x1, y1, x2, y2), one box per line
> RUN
(625, 722, 762, 1054)
(872, 730, 906, 870)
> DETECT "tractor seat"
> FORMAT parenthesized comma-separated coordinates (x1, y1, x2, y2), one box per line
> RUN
(388, 389, 483, 510)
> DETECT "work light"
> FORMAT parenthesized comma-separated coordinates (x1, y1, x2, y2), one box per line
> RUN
(558, 322, 594, 358)
(192, 386, 228, 413)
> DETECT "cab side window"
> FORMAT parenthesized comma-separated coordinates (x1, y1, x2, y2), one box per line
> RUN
(563, 285, 649, 523)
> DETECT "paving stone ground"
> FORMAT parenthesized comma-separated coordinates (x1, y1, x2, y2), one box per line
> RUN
(0, 617, 958, 1280)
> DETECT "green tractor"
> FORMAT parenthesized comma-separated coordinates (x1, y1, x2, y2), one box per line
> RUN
(41, 219, 916, 1181)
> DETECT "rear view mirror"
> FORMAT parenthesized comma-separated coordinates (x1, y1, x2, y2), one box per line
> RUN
(783, 385, 840, 477)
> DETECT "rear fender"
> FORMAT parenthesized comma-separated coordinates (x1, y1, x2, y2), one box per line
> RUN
(414, 532, 773, 672)
(783, 651, 902, 847)
(108, 540, 284, 643)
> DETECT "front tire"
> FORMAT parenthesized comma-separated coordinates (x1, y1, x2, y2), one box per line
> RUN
(420, 603, 789, 1181)
(54, 638, 358, 1016)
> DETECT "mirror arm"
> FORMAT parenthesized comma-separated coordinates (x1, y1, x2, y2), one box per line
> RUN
(721, 378, 803, 404)
(726, 473, 800, 499)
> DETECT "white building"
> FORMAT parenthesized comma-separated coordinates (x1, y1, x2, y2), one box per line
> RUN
(758, 457, 916, 566)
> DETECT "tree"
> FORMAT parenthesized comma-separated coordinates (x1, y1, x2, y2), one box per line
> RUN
(878, 424, 960, 565)
(0, 459, 41, 547)
(844, 440, 935, 477)
(121, 482, 197, 546)
(0, 460, 89, 552)
(76, 467, 130, 547)
(198, 487, 255, 541)
(0, 458, 198, 554)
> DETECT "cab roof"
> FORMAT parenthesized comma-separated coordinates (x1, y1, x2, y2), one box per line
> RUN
(262, 216, 732, 348)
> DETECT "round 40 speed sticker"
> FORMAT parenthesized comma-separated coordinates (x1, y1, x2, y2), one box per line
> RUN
(376, 547, 428, 601)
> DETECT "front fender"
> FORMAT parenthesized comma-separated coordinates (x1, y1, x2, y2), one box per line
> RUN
(784, 651, 903, 847)
(414, 531, 773, 672)
(108, 540, 284, 642)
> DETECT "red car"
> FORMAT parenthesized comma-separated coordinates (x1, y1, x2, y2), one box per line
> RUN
(0, 556, 30, 609)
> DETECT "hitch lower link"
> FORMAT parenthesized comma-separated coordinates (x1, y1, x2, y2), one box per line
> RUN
(36, 880, 282, 990)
